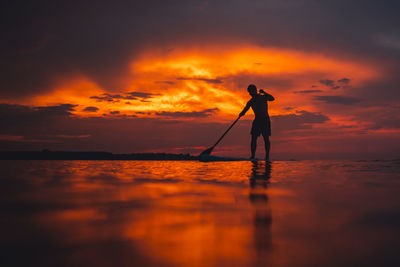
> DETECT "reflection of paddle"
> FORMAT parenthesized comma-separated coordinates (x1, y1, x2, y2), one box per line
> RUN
(200, 117, 240, 156)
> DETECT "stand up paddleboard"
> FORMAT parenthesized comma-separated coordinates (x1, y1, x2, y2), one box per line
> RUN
(198, 155, 266, 162)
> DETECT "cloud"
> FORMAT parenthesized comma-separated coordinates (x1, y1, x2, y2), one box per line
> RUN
(0, 103, 81, 138)
(54, 134, 91, 138)
(338, 78, 350, 84)
(155, 108, 219, 118)
(315, 95, 360, 105)
(0, 135, 24, 141)
(361, 105, 400, 130)
(83, 106, 99, 112)
(271, 110, 329, 131)
(319, 79, 341, 90)
(90, 94, 124, 102)
(0, 103, 228, 154)
(176, 77, 223, 84)
(2, 0, 400, 101)
(1, 103, 400, 159)
(109, 111, 120, 115)
(319, 79, 335, 87)
(295, 90, 323, 94)
(0, 103, 77, 129)
(318, 77, 352, 90)
(155, 81, 175, 85)
(90, 91, 157, 102)
(370, 119, 400, 130)
(35, 104, 77, 115)
(126, 91, 158, 98)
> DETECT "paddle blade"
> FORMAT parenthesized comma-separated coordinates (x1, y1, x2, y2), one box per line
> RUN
(199, 146, 214, 156)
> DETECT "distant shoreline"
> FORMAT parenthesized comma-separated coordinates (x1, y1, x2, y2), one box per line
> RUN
(0, 150, 198, 160)
(2, 151, 397, 161)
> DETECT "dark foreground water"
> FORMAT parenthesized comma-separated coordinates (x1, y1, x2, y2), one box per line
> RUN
(1, 160, 400, 267)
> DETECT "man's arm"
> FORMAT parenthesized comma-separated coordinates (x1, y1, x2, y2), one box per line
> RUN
(239, 100, 251, 117)
(260, 89, 275, 101)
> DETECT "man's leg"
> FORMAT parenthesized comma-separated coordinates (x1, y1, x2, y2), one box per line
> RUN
(262, 134, 270, 160)
(251, 134, 257, 159)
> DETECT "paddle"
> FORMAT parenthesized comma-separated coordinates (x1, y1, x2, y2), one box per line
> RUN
(199, 117, 240, 156)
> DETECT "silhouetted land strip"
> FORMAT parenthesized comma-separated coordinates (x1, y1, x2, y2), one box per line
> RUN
(0, 150, 197, 160)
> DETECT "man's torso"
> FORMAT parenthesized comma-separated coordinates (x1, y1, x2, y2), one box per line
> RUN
(250, 95, 269, 119)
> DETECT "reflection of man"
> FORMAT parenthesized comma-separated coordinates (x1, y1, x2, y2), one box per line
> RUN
(249, 161, 272, 253)
(239, 84, 275, 160)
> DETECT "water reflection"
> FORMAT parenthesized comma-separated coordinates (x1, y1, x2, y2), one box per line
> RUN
(249, 161, 272, 259)
(1, 160, 400, 267)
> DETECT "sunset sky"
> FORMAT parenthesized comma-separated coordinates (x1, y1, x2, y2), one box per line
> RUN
(1, 0, 400, 159)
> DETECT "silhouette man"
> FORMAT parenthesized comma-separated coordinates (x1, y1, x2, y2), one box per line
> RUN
(239, 84, 274, 160)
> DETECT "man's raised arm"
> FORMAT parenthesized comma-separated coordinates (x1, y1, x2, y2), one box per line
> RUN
(260, 89, 275, 101)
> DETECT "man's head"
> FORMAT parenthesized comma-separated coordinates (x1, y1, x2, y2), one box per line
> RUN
(247, 84, 258, 97)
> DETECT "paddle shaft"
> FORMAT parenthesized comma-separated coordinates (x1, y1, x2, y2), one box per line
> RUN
(210, 117, 240, 149)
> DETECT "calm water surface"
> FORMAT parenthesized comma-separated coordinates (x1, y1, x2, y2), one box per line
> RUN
(1, 160, 400, 267)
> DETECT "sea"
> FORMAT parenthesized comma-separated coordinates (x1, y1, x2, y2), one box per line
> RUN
(1, 160, 400, 267)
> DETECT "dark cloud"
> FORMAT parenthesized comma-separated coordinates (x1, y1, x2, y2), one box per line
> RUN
(319, 79, 341, 90)
(176, 77, 223, 84)
(284, 107, 295, 111)
(319, 77, 352, 90)
(318, 77, 351, 90)
(0, 104, 77, 130)
(155, 108, 219, 118)
(155, 81, 175, 85)
(0, 103, 75, 121)
(37, 104, 77, 113)
(83, 106, 99, 112)
(295, 90, 323, 94)
(1, 103, 399, 159)
(54, 134, 91, 139)
(319, 79, 335, 87)
(0, 103, 226, 154)
(338, 78, 351, 84)
(2, 0, 400, 100)
(0, 103, 80, 141)
(271, 110, 329, 131)
(90, 91, 156, 102)
(110, 111, 120, 115)
(315, 95, 360, 105)
(362, 106, 400, 130)
(126, 91, 157, 98)
(369, 120, 400, 130)
(90, 94, 124, 102)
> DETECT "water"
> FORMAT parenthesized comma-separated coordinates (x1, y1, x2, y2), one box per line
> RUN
(1, 160, 400, 267)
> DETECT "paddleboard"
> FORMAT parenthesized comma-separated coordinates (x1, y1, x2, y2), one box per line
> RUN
(198, 155, 267, 162)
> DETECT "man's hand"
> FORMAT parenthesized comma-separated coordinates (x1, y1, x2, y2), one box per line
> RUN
(260, 89, 275, 101)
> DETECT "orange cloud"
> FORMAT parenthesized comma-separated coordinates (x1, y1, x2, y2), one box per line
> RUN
(20, 44, 381, 121)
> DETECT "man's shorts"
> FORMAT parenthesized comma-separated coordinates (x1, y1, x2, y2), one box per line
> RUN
(251, 117, 271, 137)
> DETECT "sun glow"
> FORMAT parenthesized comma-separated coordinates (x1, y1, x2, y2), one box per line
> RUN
(21, 44, 380, 120)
